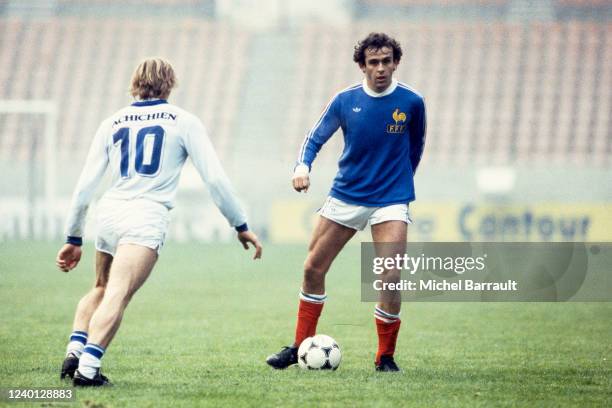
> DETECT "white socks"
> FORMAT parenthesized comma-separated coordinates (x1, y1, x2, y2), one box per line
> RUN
(66, 331, 87, 358)
(78, 343, 106, 379)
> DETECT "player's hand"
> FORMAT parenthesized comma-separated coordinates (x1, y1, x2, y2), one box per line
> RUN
(292, 164, 310, 193)
(237, 231, 263, 260)
(56, 244, 82, 272)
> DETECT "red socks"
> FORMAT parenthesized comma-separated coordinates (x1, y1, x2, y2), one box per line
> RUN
(374, 306, 401, 364)
(293, 290, 326, 347)
(293, 294, 402, 364)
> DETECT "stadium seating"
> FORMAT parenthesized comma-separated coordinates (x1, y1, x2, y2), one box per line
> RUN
(286, 21, 610, 167)
(0, 17, 250, 163)
(557, 0, 610, 6)
(0, 17, 609, 169)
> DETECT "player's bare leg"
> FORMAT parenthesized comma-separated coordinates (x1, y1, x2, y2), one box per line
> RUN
(266, 216, 356, 369)
(72, 252, 112, 331)
(74, 244, 157, 386)
(86, 245, 156, 347)
(371, 220, 407, 372)
(302, 216, 357, 294)
(371, 221, 406, 313)
(61, 251, 112, 380)
(296, 216, 356, 344)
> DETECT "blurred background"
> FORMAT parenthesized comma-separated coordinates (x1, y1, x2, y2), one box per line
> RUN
(0, 0, 610, 244)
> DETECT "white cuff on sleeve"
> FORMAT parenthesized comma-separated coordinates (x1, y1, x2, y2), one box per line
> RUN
(294, 163, 310, 177)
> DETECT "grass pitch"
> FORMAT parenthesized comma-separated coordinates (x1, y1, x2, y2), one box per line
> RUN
(0, 241, 610, 407)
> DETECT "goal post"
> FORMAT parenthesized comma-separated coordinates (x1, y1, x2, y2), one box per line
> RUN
(0, 99, 58, 239)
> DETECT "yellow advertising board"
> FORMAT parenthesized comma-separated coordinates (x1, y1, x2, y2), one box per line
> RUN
(270, 201, 612, 243)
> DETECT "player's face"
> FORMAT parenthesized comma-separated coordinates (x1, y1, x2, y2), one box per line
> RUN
(360, 47, 398, 93)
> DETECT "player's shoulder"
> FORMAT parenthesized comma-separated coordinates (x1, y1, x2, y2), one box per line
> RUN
(396, 81, 425, 103)
(98, 108, 125, 130)
(101, 104, 139, 128)
(331, 83, 361, 102)
(163, 103, 200, 125)
(330, 83, 362, 102)
(324, 83, 362, 111)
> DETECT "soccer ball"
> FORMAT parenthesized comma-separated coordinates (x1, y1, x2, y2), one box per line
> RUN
(297, 334, 341, 370)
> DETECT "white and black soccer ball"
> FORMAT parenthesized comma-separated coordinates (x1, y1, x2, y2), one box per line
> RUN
(297, 334, 341, 370)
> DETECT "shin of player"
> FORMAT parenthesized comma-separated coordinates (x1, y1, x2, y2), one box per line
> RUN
(372, 232, 405, 368)
(293, 219, 356, 347)
(60, 252, 110, 380)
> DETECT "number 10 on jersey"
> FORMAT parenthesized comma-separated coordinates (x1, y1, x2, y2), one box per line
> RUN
(112, 125, 165, 178)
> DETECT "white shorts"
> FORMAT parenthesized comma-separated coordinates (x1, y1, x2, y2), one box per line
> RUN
(318, 196, 412, 231)
(95, 198, 170, 256)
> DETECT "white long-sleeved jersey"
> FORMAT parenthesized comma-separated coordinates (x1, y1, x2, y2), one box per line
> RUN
(64, 99, 247, 238)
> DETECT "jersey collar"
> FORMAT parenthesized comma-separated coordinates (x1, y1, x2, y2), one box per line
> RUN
(362, 78, 398, 98)
(131, 99, 168, 107)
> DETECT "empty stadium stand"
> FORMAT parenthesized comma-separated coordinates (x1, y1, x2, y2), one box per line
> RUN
(0, 17, 250, 164)
(285, 21, 610, 167)
(0, 16, 609, 171)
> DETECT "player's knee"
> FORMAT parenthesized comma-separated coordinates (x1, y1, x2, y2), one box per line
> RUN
(303, 260, 327, 281)
(79, 286, 104, 306)
(91, 286, 105, 301)
(384, 269, 401, 282)
(102, 285, 133, 306)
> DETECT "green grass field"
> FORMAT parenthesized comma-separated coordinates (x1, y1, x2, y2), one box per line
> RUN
(0, 241, 611, 407)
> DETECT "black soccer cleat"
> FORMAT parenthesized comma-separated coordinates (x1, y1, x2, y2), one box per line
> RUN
(266, 345, 298, 369)
(73, 369, 111, 387)
(60, 353, 79, 379)
(375, 355, 401, 372)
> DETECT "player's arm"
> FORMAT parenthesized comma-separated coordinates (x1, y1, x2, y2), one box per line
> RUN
(409, 97, 427, 174)
(57, 121, 110, 272)
(184, 118, 262, 259)
(293, 94, 342, 193)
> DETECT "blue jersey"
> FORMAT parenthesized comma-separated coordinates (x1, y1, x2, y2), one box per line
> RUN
(298, 79, 426, 207)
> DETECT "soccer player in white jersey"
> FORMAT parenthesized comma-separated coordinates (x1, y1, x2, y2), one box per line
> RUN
(57, 58, 262, 386)
(266, 33, 426, 372)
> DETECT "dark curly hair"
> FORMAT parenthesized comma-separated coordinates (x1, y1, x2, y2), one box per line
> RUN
(353, 32, 402, 66)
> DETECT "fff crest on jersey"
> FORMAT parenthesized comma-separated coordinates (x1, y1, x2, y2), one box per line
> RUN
(387, 108, 407, 134)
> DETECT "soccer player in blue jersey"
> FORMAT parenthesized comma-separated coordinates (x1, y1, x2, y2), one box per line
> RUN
(56, 58, 262, 386)
(266, 33, 426, 372)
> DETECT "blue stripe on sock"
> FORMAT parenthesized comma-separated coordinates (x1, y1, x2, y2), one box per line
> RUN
(87, 344, 105, 353)
(84, 344, 105, 359)
(70, 335, 87, 344)
(70, 331, 88, 344)
(375, 306, 400, 319)
(300, 291, 327, 301)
